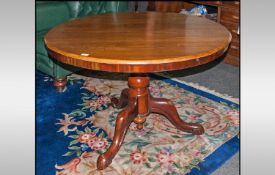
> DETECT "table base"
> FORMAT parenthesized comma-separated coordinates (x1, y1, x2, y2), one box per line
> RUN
(97, 74, 204, 170)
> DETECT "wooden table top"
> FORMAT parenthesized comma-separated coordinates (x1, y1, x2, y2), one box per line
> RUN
(45, 12, 231, 73)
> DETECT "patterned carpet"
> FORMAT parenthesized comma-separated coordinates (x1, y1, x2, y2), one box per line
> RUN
(36, 71, 239, 175)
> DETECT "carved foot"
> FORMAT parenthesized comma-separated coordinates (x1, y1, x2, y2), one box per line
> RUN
(111, 88, 129, 109)
(150, 97, 204, 135)
(53, 77, 67, 92)
(97, 97, 138, 170)
(97, 154, 112, 170)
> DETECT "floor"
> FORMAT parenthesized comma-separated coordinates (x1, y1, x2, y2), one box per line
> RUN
(164, 58, 240, 98)
(165, 58, 240, 175)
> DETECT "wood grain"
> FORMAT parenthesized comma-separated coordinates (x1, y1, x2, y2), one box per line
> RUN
(147, 2, 240, 66)
(45, 12, 231, 73)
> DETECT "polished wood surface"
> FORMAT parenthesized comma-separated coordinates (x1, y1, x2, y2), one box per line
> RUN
(149, 1, 240, 66)
(45, 12, 229, 170)
(45, 12, 231, 73)
(97, 74, 204, 170)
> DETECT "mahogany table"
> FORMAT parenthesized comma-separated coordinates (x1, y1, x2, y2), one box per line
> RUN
(44, 12, 231, 170)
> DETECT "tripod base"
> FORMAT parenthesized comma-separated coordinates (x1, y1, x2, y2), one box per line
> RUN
(97, 74, 204, 170)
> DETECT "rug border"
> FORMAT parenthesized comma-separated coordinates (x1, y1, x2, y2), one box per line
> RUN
(151, 73, 240, 175)
(187, 136, 239, 175)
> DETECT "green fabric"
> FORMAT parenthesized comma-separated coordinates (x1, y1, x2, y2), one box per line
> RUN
(36, 1, 128, 79)
(36, 32, 48, 56)
(36, 2, 71, 32)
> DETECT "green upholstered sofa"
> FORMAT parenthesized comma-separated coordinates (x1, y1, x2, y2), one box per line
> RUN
(36, 1, 128, 91)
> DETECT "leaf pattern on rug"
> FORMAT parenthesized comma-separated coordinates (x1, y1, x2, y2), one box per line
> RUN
(53, 73, 239, 175)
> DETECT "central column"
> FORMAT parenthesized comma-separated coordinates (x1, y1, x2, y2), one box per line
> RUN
(128, 74, 150, 129)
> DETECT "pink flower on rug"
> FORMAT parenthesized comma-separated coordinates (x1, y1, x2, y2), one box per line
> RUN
(130, 149, 147, 164)
(226, 110, 239, 116)
(156, 150, 174, 166)
(189, 114, 199, 121)
(97, 96, 111, 104)
(78, 133, 96, 143)
(88, 137, 108, 151)
(75, 119, 88, 126)
(192, 150, 202, 158)
(86, 100, 102, 109)
(225, 115, 239, 125)
(85, 96, 110, 109)
(225, 110, 239, 125)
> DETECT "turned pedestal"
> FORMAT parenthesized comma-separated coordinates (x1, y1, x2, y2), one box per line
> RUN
(96, 74, 204, 170)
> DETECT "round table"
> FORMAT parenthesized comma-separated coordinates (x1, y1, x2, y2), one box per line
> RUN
(45, 12, 231, 170)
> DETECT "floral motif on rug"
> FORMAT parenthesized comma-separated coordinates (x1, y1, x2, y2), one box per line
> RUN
(52, 73, 239, 175)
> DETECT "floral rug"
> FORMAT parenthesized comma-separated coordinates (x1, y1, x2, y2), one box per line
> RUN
(36, 71, 239, 175)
